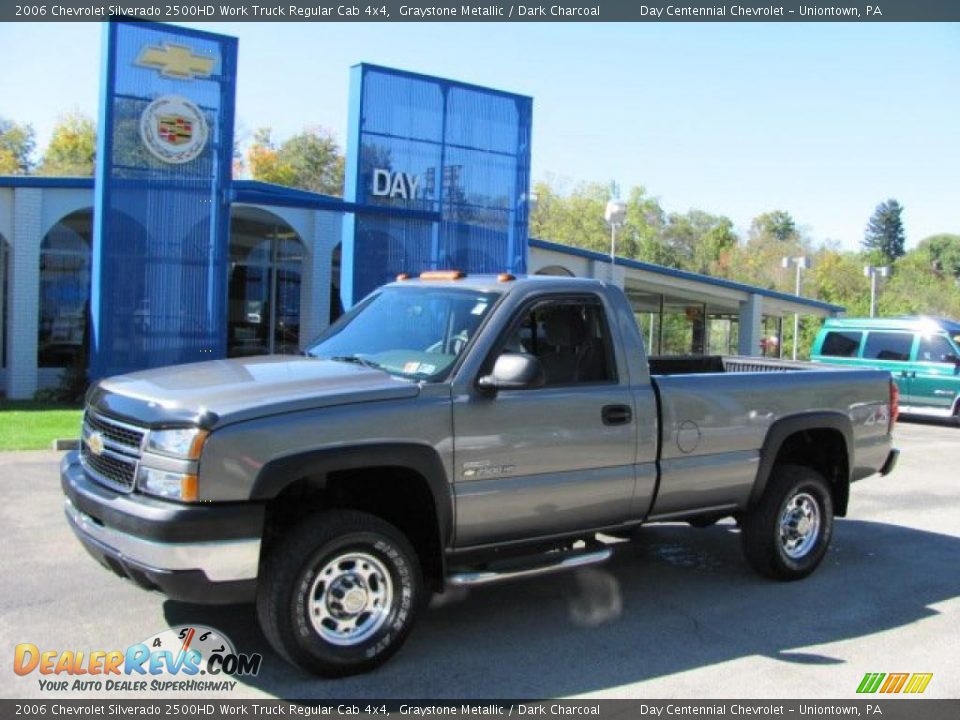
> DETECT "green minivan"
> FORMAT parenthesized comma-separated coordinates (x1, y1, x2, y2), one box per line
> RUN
(812, 316, 960, 422)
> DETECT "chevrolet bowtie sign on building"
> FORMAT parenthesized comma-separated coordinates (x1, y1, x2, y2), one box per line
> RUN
(91, 21, 237, 379)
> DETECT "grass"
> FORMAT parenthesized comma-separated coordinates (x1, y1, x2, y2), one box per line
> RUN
(0, 400, 83, 451)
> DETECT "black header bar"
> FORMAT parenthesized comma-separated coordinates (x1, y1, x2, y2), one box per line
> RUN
(3, 0, 960, 22)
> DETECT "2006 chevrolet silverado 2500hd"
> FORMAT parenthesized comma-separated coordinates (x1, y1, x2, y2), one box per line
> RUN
(62, 274, 900, 676)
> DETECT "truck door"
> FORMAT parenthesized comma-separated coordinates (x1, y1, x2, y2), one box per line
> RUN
(451, 295, 647, 547)
(911, 333, 960, 413)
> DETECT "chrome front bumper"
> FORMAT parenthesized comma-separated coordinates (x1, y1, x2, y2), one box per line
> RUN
(64, 497, 260, 583)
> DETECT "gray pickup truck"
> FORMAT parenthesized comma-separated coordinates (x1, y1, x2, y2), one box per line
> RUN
(62, 274, 899, 676)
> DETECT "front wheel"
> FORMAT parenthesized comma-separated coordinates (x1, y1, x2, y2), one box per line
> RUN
(741, 464, 834, 581)
(256, 510, 423, 677)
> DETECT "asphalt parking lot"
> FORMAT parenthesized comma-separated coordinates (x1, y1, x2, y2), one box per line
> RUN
(1, 419, 957, 700)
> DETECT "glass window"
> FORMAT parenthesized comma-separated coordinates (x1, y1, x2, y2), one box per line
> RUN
(498, 299, 616, 386)
(821, 331, 862, 358)
(917, 335, 958, 363)
(39, 211, 92, 369)
(307, 286, 500, 381)
(863, 332, 913, 362)
(228, 213, 304, 358)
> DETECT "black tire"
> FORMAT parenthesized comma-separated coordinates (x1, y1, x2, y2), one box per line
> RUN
(741, 464, 834, 581)
(256, 510, 423, 677)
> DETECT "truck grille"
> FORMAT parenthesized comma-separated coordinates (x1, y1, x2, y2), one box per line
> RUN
(80, 410, 145, 493)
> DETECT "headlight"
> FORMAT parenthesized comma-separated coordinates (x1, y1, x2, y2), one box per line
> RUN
(138, 467, 199, 502)
(146, 427, 208, 460)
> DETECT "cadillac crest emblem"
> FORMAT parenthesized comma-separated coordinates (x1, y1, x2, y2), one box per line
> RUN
(139, 95, 208, 164)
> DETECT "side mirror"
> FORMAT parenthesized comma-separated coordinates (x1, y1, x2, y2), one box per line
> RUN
(477, 353, 545, 393)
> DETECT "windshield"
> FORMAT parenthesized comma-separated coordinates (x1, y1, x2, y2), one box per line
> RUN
(306, 286, 501, 381)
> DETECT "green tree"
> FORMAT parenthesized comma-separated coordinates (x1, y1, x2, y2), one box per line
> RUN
(661, 210, 738, 274)
(749, 210, 798, 243)
(0, 117, 36, 174)
(37, 113, 96, 176)
(863, 199, 906, 260)
(528, 179, 666, 263)
(917, 233, 960, 280)
(247, 126, 344, 196)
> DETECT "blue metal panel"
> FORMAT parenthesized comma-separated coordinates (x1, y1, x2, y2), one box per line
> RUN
(342, 64, 533, 307)
(91, 20, 237, 379)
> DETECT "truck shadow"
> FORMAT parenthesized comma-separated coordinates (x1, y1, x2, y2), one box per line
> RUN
(164, 518, 960, 699)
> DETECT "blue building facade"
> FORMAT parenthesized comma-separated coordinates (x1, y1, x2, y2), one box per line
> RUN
(341, 64, 532, 308)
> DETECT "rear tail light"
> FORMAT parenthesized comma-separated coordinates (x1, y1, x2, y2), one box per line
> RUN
(889, 378, 900, 430)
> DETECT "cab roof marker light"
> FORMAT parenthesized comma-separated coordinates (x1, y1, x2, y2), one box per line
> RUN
(497, 273, 516, 282)
(396, 273, 411, 281)
(420, 271, 466, 280)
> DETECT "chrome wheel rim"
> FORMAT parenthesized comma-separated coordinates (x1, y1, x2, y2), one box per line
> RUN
(779, 492, 821, 559)
(308, 552, 393, 646)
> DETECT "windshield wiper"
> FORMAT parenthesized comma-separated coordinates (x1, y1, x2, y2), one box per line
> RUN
(329, 355, 388, 372)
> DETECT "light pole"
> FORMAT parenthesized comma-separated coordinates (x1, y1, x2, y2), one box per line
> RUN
(863, 265, 890, 318)
(604, 198, 627, 283)
(781, 256, 811, 360)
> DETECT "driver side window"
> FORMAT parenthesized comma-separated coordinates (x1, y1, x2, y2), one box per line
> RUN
(918, 335, 958, 363)
(501, 298, 616, 387)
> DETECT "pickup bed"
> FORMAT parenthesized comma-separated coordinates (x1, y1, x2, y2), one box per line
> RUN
(61, 274, 899, 676)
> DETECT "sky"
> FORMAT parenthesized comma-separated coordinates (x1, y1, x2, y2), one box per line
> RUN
(1, 21, 958, 251)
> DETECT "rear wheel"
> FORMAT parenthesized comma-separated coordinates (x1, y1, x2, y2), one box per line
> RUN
(256, 510, 423, 677)
(741, 465, 834, 581)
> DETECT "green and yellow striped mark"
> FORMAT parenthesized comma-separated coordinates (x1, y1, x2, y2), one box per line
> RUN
(857, 672, 933, 694)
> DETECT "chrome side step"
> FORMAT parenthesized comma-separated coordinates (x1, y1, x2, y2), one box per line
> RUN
(447, 547, 612, 587)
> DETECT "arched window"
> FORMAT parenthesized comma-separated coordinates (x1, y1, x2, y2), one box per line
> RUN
(535, 265, 576, 277)
(39, 210, 92, 368)
(228, 208, 305, 357)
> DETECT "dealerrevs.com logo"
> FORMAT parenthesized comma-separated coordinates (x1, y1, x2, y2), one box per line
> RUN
(13, 625, 262, 693)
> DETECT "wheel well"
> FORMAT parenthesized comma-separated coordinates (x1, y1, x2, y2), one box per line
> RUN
(773, 428, 850, 516)
(262, 467, 444, 592)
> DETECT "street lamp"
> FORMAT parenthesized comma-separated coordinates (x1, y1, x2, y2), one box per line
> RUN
(781, 256, 811, 360)
(604, 198, 627, 282)
(863, 265, 890, 318)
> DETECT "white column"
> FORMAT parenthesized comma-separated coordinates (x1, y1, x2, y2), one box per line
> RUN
(300, 209, 342, 349)
(737, 293, 763, 357)
(6, 189, 43, 399)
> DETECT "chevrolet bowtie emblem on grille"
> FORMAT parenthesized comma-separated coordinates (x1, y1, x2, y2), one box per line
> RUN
(135, 43, 215, 81)
(87, 431, 105, 457)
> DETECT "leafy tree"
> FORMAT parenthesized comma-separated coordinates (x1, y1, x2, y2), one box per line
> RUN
(749, 210, 797, 243)
(661, 210, 738, 274)
(863, 199, 906, 260)
(528, 179, 666, 263)
(247, 126, 344, 196)
(37, 112, 96, 176)
(0, 117, 36, 174)
(917, 233, 960, 280)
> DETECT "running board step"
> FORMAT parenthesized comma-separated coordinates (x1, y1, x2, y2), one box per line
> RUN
(447, 547, 612, 587)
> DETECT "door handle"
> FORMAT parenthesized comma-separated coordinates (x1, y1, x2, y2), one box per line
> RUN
(602, 404, 632, 426)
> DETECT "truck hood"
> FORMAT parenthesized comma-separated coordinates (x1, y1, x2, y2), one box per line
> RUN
(88, 355, 421, 428)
